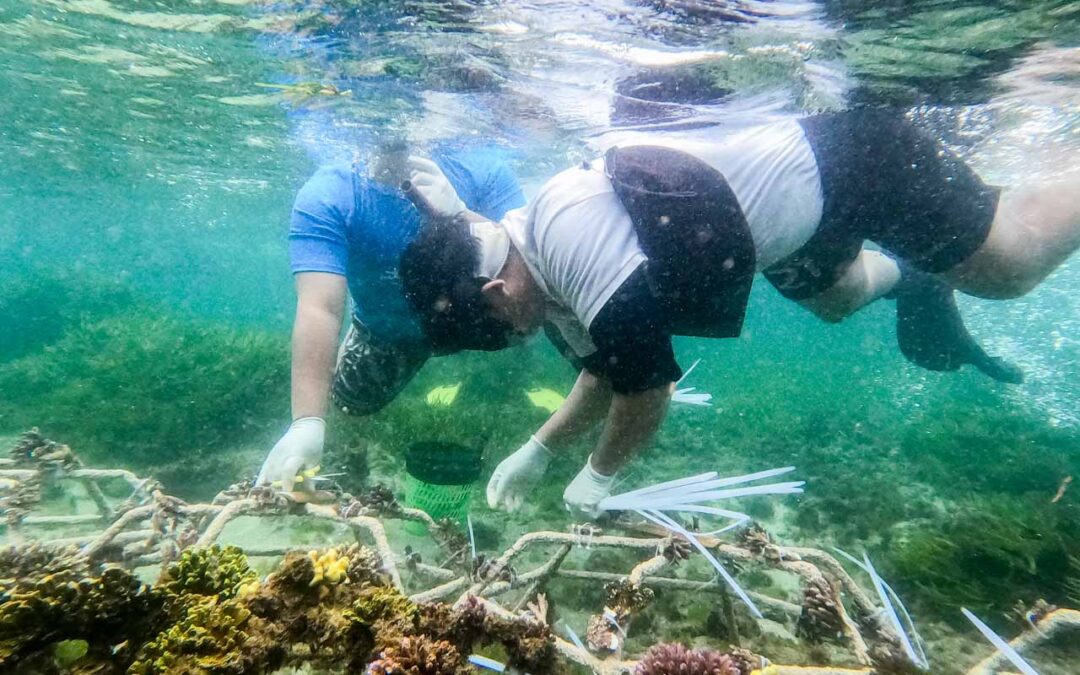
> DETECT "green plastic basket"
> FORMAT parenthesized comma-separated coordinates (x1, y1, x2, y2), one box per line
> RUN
(403, 441, 482, 535)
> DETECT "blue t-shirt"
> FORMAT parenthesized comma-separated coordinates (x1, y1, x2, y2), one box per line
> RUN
(288, 147, 525, 342)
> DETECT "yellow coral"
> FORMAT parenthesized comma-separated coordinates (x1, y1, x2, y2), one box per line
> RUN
(308, 548, 350, 588)
(235, 580, 260, 600)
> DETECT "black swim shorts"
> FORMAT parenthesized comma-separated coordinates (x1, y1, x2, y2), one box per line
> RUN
(332, 320, 431, 416)
(764, 110, 1001, 300)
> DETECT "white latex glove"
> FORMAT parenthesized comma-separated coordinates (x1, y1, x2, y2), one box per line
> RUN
(563, 456, 617, 520)
(256, 417, 325, 492)
(406, 156, 467, 218)
(486, 436, 553, 512)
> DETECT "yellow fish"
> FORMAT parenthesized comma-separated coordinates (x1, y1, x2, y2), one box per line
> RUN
(425, 383, 462, 407)
(526, 387, 565, 413)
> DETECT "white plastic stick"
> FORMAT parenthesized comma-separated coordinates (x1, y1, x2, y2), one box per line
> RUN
(676, 358, 701, 385)
(603, 467, 797, 509)
(561, 623, 587, 652)
(863, 553, 926, 669)
(962, 608, 1039, 675)
(468, 654, 507, 672)
(606, 471, 718, 501)
(833, 547, 928, 667)
(637, 508, 762, 618)
(621, 481, 805, 509)
(467, 514, 476, 561)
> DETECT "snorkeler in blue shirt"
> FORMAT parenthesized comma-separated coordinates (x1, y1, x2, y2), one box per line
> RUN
(256, 146, 524, 490)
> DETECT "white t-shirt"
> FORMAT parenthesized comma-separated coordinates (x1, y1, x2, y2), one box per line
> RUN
(502, 119, 823, 356)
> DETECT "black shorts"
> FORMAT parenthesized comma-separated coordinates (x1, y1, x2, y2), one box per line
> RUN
(332, 321, 431, 416)
(764, 110, 1001, 300)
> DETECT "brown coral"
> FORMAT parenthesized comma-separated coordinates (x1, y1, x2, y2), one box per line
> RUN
(483, 612, 557, 674)
(634, 643, 738, 675)
(158, 545, 257, 600)
(365, 635, 466, 674)
(9, 428, 79, 471)
(128, 596, 274, 675)
(725, 646, 764, 675)
(586, 612, 623, 654)
(341, 484, 400, 518)
(795, 577, 844, 643)
(605, 579, 655, 615)
(0, 554, 162, 669)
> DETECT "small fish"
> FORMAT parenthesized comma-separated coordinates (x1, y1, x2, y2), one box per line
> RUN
(1051, 475, 1072, 503)
(526, 387, 565, 413)
(425, 383, 462, 407)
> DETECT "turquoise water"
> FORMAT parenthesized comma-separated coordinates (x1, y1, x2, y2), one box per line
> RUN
(2, 0, 1080, 672)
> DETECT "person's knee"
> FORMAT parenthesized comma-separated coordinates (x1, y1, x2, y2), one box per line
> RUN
(947, 254, 1043, 299)
(799, 271, 874, 323)
(800, 292, 861, 323)
(976, 271, 1041, 300)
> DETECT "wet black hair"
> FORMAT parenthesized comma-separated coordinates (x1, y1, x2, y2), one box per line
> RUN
(399, 214, 513, 354)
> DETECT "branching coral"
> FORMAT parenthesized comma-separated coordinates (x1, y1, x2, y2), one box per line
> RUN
(634, 643, 738, 675)
(159, 546, 257, 600)
(605, 579, 655, 615)
(350, 585, 421, 639)
(8, 438, 1080, 675)
(128, 596, 273, 675)
(9, 427, 79, 471)
(796, 577, 844, 643)
(366, 635, 467, 674)
(483, 612, 557, 674)
(0, 550, 162, 669)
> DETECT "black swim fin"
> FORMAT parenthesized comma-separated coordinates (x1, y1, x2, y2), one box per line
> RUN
(888, 261, 1024, 384)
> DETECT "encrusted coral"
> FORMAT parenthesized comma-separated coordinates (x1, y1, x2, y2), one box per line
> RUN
(605, 579, 655, 615)
(725, 646, 763, 675)
(430, 518, 469, 560)
(341, 484, 400, 518)
(795, 577, 843, 643)
(586, 612, 623, 654)
(350, 585, 420, 631)
(0, 552, 162, 669)
(309, 547, 351, 587)
(0, 542, 90, 580)
(660, 537, 692, 563)
(128, 596, 273, 675)
(9, 428, 79, 471)
(634, 643, 738, 675)
(484, 612, 557, 674)
(415, 596, 487, 648)
(159, 545, 257, 600)
(365, 635, 466, 674)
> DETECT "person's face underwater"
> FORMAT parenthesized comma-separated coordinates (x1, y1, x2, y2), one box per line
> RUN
(479, 269, 544, 343)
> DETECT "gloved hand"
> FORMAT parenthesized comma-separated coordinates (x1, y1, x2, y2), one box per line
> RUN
(563, 456, 617, 520)
(486, 436, 553, 512)
(256, 417, 325, 492)
(406, 156, 467, 218)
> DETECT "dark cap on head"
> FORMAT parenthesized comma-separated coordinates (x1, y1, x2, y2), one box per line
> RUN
(399, 214, 513, 354)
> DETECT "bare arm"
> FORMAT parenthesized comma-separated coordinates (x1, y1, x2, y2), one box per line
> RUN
(590, 385, 672, 475)
(290, 272, 348, 419)
(534, 369, 612, 450)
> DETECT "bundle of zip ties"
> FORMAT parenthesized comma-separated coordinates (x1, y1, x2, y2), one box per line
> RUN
(833, 548, 929, 670)
(597, 466, 804, 618)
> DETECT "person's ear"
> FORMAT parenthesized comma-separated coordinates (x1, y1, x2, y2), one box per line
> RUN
(481, 279, 507, 298)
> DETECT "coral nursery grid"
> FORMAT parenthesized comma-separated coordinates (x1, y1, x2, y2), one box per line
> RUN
(1, 430, 1077, 674)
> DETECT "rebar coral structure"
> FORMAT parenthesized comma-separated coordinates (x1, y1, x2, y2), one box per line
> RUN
(2, 430, 1077, 674)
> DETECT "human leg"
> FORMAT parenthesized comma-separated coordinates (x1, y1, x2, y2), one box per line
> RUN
(945, 176, 1080, 299)
(797, 248, 901, 323)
